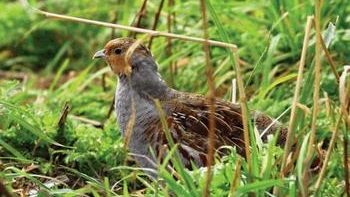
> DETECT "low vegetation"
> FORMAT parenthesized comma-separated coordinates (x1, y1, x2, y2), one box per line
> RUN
(0, 0, 349, 196)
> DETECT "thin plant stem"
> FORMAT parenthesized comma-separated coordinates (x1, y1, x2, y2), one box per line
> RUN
(344, 124, 350, 196)
(229, 158, 242, 196)
(233, 50, 251, 172)
(57, 102, 71, 128)
(281, 16, 314, 174)
(167, 0, 175, 87)
(123, 88, 136, 149)
(320, 34, 339, 83)
(21, 0, 237, 50)
(148, 0, 165, 48)
(200, 1, 216, 197)
(129, 0, 148, 38)
(110, 13, 118, 39)
(70, 115, 103, 128)
(106, 95, 115, 120)
(339, 66, 350, 195)
(314, 117, 341, 193)
(302, 1, 322, 195)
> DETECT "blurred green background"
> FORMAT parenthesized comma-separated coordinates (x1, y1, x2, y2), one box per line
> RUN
(0, 0, 349, 195)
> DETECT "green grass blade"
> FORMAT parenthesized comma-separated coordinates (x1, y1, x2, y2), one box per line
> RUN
(49, 58, 70, 92)
(236, 179, 285, 193)
(258, 73, 297, 99)
(0, 138, 28, 161)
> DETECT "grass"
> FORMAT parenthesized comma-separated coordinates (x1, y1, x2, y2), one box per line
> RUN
(0, 0, 349, 196)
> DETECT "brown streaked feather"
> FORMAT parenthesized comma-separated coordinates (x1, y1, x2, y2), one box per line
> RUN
(141, 91, 261, 168)
(143, 90, 289, 168)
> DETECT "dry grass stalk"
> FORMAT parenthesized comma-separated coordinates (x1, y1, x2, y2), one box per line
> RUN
(167, 0, 175, 86)
(0, 71, 27, 81)
(148, 0, 165, 48)
(302, 1, 322, 195)
(232, 51, 251, 170)
(339, 66, 350, 124)
(228, 158, 242, 196)
(199, 1, 216, 196)
(129, 0, 148, 38)
(20, 0, 237, 50)
(105, 95, 115, 120)
(339, 65, 350, 196)
(322, 92, 331, 116)
(296, 103, 312, 115)
(123, 36, 151, 148)
(281, 16, 314, 174)
(344, 127, 350, 197)
(110, 13, 118, 39)
(123, 95, 136, 149)
(57, 102, 71, 128)
(70, 115, 103, 128)
(320, 33, 339, 83)
(231, 79, 237, 104)
(314, 117, 341, 193)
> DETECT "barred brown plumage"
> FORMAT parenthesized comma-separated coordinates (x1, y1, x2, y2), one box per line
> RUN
(93, 37, 294, 175)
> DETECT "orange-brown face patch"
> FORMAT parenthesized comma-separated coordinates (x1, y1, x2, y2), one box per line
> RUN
(94, 38, 152, 76)
(106, 54, 132, 76)
(102, 38, 151, 76)
(103, 38, 133, 76)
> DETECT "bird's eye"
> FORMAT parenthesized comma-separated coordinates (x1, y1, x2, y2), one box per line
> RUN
(114, 48, 123, 55)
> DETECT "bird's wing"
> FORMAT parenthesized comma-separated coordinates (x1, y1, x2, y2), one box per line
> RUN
(143, 91, 288, 168)
(143, 92, 249, 168)
(166, 92, 247, 152)
(168, 92, 288, 146)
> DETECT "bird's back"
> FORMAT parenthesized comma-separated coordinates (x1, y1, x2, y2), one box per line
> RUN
(148, 90, 288, 168)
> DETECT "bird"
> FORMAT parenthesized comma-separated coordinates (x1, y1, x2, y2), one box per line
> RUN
(93, 37, 289, 173)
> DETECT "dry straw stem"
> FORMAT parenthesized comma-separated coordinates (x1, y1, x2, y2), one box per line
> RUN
(339, 65, 350, 196)
(228, 158, 242, 196)
(57, 102, 71, 128)
(70, 115, 103, 128)
(296, 103, 312, 115)
(339, 66, 350, 125)
(231, 79, 237, 103)
(129, 0, 148, 38)
(314, 117, 341, 193)
(123, 35, 150, 147)
(167, 0, 175, 86)
(148, 0, 165, 48)
(281, 16, 314, 174)
(233, 51, 251, 170)
(123, 95, 136, 149)
(199, 1, 216, 197)
(303, 1, 322, 195)
(21, 0, 237, 50)
(320, 35, 340, 83)
(106, 95, 115, 120)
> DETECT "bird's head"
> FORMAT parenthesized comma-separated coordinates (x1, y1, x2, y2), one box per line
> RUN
(93, 38, 153, 76)
(93, 38, 167, 96)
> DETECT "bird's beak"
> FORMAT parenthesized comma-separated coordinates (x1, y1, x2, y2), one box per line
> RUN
(93, 49, 106, 59)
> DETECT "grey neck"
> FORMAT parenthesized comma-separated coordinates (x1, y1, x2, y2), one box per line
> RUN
(113, 53, 174, 171)
(118, 72, 169, 100)
(115, 70, 171, 136)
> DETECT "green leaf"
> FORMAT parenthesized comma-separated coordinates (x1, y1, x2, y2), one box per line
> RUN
(258, 73, 298, 99)
(0, 138, 29, 162)
(236, 179, 286, 193)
